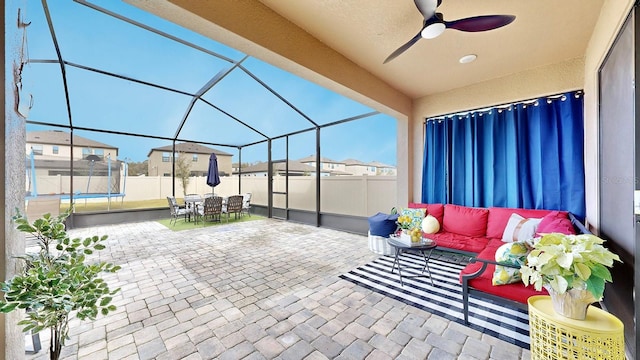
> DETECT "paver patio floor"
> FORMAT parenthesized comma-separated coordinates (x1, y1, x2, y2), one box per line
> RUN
(26, 218, 530, 360)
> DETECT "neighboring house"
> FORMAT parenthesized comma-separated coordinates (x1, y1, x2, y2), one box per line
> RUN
(370, 161, 397, 176)
(147, 143, 233, 177)
(235, 160, 331, 176)
(298, 156, 347, 174)
(342, 159, 376, 176)
(26, 130, 122, 195)
(27, 130, 119, 161)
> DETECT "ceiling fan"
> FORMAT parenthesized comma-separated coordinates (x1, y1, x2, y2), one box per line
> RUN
(383, 0, 516, 64)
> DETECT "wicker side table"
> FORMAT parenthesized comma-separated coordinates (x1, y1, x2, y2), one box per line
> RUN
(528, 295, 625, 360)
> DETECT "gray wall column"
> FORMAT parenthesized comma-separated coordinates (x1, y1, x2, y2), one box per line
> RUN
(3, 1, 28, 358)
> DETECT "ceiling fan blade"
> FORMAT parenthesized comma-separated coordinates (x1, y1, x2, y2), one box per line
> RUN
(413, 0, 439, 21)
(383, 32, 422, 64)
(445, 14, 515, 32)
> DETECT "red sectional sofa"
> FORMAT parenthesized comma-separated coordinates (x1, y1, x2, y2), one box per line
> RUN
(408, 202, 589, 323)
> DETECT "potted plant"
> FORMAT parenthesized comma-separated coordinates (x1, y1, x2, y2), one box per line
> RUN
(0, 208, 121, 360)
(396, 215, 422, 244)
(520, 233, 621, 319)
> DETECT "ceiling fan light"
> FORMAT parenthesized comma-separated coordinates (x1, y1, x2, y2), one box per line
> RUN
(421, 23, 446, 39)
(459, 54, 477, 64)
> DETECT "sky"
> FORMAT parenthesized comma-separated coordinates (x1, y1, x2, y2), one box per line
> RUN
(18, 0, 398, 166)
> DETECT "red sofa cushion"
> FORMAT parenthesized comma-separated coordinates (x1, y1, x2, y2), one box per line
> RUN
(408, 203, 444, 225)
(536, 211, 576, 236)
(443, 204, 489, 237)
(459, 239, 548, 304)
(485, 207, 559, 239)
(427, 232, 490, 253)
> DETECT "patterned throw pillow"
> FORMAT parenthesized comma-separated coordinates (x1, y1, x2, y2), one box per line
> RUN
(501, 213, 542, 243)
(492, 241, 530, 285)
(400, 208, 426, 230)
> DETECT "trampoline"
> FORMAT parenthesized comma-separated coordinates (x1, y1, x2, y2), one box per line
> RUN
(27, 151, 127, 210)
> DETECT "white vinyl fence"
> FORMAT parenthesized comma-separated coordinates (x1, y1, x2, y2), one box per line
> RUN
(33, 174, 398, 217)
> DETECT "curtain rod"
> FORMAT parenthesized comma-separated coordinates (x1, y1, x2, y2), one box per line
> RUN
(424, 89, 584, 123)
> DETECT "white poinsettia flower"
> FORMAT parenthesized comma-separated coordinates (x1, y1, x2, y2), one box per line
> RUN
(536, 252, 554, 267)
(520, 232, 621, 300)
(556, 252, 573, 269)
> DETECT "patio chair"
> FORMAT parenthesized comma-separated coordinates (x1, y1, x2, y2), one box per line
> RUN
(223, 195, 244, 222)
(241, 192, 252, 217)
(167, 196, 188, 226)
(203, 196, 223, 223)
(184, 194, 203, 224)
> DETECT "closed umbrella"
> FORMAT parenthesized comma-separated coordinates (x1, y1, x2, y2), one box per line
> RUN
(206, 153, 221, 187)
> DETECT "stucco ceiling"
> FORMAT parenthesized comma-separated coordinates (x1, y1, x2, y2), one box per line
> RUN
(141, 0, 604, 101)
(254, 0, 604, 99)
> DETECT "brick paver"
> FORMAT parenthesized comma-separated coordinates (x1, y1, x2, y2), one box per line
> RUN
(25, 219, 528, 359)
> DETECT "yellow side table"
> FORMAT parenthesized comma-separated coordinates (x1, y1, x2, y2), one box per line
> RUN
(528, 295, 625, 360)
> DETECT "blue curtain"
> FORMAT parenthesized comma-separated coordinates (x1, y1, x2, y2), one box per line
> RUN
(422, 120, 448, 203)
(421, 91, 585, 219)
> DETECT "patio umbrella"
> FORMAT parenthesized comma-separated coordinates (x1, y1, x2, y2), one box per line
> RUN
(206, 153, 221, 188)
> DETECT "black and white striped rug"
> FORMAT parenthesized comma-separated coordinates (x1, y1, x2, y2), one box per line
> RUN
(340, 252, 530, 349)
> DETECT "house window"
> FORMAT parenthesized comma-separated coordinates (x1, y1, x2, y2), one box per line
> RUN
(31, 145, 43, 155)
(192, 154, 198, 162)
(162, 152, 170, 162)
(94, 149, 104, 160)
(82, 148, 92, 159)
(52, 146, 59, 154)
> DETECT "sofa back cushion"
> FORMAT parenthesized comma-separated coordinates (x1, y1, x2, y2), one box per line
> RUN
(536, 211, 576, 236)
(442, 204, 489, 237)
(486, 207, 559, 239)
(408, 203, 444, 225)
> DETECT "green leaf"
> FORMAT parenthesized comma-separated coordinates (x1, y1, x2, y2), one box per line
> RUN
(21, 323, 36, 333)
(574, 263, 591, 281)
(590, 263, 612, 282)
(586, 276, 606, 300)
(99, 297, 112, 307)
(0, 303, 19, 313)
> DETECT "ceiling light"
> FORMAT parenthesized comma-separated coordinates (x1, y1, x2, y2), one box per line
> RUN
(421, 23, 446, 39)
(459, 54, 477, 64)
